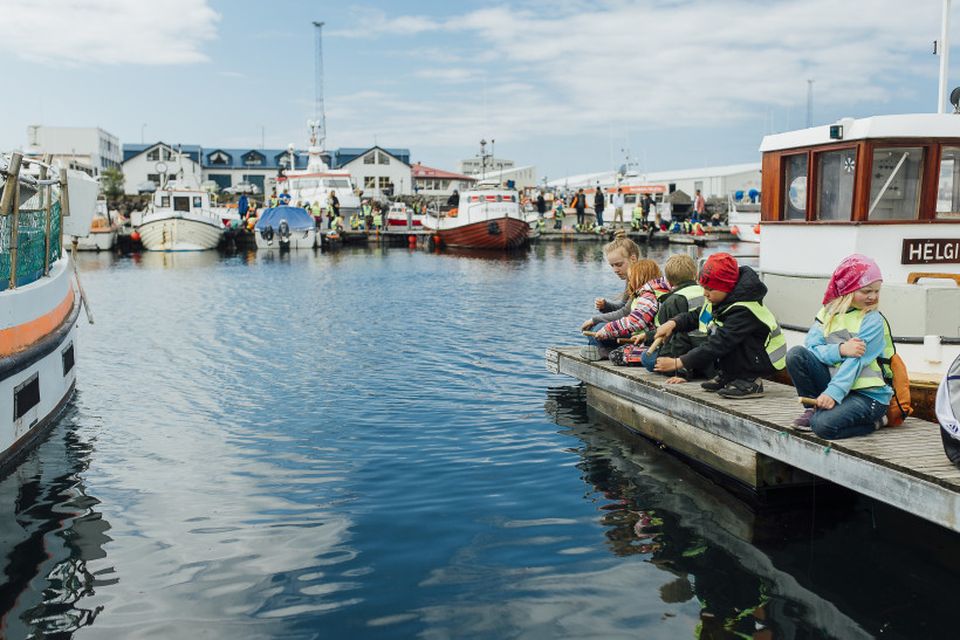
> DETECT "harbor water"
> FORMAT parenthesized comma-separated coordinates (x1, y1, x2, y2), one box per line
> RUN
(1, 243, 956, 639)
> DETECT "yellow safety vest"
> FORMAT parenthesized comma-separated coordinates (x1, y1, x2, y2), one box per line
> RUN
(656, 283, 705, 328)
(815, 307, 894, 390)
(698, 300, 787, 369)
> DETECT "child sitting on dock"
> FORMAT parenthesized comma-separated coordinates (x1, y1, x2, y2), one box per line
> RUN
(626, 254, 707, 376)
(785, 255, 892, 439)
(584, 259, 667, 360)
(651, 253, 786, 398)
(580, 237, 641, 342)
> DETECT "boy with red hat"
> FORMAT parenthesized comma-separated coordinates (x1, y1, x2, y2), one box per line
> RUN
(651, 253, 787, 398)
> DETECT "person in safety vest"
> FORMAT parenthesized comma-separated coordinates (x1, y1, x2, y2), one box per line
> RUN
(361, 200, 372, 230)
(784, 254, 892, 439)
(631, 203, 644, 231)
(583, 260, 666, 361)
(310, 201, 323, 228)
(652, 252, 786, 398)
(553, 198, 565, 229)
(627, 254, 709, 377)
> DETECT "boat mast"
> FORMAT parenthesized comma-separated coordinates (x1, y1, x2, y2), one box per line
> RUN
(306, 20, 328, 172)
(939, 0, 952, 114)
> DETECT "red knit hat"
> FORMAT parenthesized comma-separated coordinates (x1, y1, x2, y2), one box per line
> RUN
(699, 253, 739, 293)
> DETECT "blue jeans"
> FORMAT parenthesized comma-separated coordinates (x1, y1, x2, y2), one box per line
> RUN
(587, 322, 618, 354)
(596, 210, 604, 226)
(640, 347, 658, 373)
(785, 346, 886, 440)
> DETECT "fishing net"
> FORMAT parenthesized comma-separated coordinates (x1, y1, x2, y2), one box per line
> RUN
(0, 199, 62, 291)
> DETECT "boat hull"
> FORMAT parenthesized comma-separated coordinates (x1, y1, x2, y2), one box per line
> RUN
(255, 228, 317, 250)
(436, 217, 529, 250)
(138, 217, 223, 251)
(65, 230, 117, 251)
(0, 259, 79, 473)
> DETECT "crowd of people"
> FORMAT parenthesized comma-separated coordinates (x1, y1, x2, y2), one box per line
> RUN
(580, 237, 906, 441)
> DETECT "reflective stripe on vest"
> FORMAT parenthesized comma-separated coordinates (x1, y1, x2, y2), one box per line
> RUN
(674, 283, 705, 312)
(703, 300, 787, 370)
(815, 307, 893, 390)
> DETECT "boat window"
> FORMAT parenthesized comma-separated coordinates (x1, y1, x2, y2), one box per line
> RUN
(936, 146, 960, 218)
(783, 154, 808, 220)
(160, 196, 170, 208)
(173, 196, 190, 212)
(868, 147, 923, 220)
(815, 148, 856, 220)
(192, 196, 202, 208)
(327, 179, 351, 189)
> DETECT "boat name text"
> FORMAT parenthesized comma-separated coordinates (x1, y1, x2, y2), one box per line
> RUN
(901, 238, 960, 265)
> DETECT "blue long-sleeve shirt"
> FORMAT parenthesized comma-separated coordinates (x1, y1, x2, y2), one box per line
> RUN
(804, 309, 893, 405)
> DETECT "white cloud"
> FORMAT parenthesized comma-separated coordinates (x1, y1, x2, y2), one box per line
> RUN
(0, 0, 220, 66)
(330, 0, 945, 149)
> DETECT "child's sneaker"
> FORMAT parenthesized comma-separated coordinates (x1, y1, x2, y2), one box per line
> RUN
(792, 408, 815, 432)
(717, 378, 764, 399)
(579, 346, 602, 362)
(700, 375, 730, 392)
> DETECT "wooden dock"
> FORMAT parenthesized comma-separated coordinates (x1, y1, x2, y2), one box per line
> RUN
(545, 346, 960, 533)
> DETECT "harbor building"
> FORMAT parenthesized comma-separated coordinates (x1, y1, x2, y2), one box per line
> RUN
(548, 163, 761, 200)
(338, 146, 413, 198)
(411, 163, 476, 198)
(25, 125, 121, 177)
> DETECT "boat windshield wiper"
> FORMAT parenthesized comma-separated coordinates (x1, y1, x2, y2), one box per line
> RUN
(868, 151, 909, 216)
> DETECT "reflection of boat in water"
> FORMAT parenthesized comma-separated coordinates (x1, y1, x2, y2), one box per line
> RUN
(758, 112, 960, 387)
(1, 152, 95, 473)
(254, 205, 317, 250)
(422, 186, 530, 250)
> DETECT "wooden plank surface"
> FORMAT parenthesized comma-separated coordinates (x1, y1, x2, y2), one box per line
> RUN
(545, 345, 960, 533)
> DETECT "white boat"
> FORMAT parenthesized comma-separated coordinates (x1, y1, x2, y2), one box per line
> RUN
(727, 197, 761, 243)
(385, 201, 424, 228)
(137, 178, 223, 252)
(757, 112, 960, 386)
(65, 200, 117, 251)
(421, 184, 530, 249)
(0, 152, 96, 472)
(254, 205, 317, 250)
(276, 122, 360, 217)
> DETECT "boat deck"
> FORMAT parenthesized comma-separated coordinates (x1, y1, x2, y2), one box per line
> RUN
(545, 346, 960, 533)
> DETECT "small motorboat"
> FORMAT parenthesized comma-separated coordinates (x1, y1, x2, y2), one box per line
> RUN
(254, 205, 316, 250)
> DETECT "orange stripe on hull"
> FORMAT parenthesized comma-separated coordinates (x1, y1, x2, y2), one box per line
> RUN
(438, 218, 529, 250)
(0, 291, 74, 357)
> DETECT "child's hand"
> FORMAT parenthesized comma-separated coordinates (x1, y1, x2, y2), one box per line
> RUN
(653, 356, 678, 373)
(594, 297, 606, 310)
(594, 329, 609, 341)
(654, 321, 676, 341)
(840, 338, 866, 358)
(665, 376, 686, 385)
(815, 393, 836, 410)
(581, 319, 595, 332)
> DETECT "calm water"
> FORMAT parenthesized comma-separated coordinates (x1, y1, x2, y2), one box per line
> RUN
(1, 242, 957, 639)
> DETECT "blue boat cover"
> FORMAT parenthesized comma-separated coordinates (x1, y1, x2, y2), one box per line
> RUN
(255, 206, 315, 232)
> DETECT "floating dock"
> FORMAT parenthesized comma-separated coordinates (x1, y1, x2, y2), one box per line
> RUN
(545, 346, 960, 533)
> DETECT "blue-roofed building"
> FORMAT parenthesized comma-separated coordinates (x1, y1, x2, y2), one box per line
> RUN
(330, 147, 410, 169)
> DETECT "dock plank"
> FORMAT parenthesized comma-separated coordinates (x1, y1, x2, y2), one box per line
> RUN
(546, 346, 960, 533)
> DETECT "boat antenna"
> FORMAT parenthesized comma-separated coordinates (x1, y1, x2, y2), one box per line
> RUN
(938, 0, 952, 113)
(312, 21, 326, 150)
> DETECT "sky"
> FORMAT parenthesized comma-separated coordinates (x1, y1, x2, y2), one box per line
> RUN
(1, 0, 959, 181)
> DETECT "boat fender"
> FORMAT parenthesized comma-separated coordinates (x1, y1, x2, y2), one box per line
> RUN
(487, 221, 501, 235)
(753, 224, 761, 235)
(730, 225, 740, 236)
(130, 231, 141, 242)
(262, 225, 274, 242)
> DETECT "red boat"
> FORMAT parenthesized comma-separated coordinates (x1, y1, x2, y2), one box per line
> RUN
(422, 189, 530, 250)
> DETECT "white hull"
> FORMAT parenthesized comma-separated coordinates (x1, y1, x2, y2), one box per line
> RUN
(255, 228, 317, 250)
(138, 216, 223, 251)
(728, 209, 761, 243)
(65, 230, 117, 251)
(0, 259, 78, 470)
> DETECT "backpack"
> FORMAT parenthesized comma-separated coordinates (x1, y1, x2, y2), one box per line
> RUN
(879, 313, 913, 427)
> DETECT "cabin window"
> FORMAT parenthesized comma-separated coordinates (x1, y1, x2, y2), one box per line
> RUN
(936, 146, 960, 218)
(328, 179, 351, 189)
(815, 149, 856, 220)
(173, 197, 190, 212)
(868, 147, 923, 220)
(192, 196, 202, 208)
(160, 196, 170, 208)
(783, 154, 808, 220)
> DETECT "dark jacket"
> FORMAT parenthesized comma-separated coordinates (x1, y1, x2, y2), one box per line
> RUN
(673, 266, 775, 379)
(536, 195, 546, 214)
(573, 193, 586, 213)
(594, 191, 605, 212)
(655, 281, 705, 360)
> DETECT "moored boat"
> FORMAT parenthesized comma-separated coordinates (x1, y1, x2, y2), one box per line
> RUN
(0, 152, 96, 472)
(421, 186, 530, 250)
(757, 112, 960, 394)
(727, 198, 761, 243)
(276, 122, 360, 218)
(386, 201, 423, 228)
(65, 200, 117, 251)
(254, 205, 317, 249)
(137, 183, 223, 252)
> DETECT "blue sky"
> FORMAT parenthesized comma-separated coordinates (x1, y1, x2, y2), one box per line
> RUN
(1, 0, 958, 180)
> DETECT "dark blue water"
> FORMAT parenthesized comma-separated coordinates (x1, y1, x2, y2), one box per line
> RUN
(1, 243, 957, 639)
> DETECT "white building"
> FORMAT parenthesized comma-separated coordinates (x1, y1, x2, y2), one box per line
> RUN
(411, 163, 476, 198)
(549, 163, 761, 200)
(25, 125, 121, 176)
(121, 142, 203, 195)
(340, 146, 412, 198)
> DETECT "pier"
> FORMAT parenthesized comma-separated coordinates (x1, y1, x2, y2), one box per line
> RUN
(546, 346, 960, 533)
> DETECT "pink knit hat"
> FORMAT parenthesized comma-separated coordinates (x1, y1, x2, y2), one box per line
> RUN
(822, 254, 883, 304)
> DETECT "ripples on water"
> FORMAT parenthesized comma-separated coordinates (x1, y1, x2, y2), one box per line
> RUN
(0, 243, 956, 639)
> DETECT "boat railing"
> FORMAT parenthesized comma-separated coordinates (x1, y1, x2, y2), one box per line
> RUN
(0, 152, 67, 291)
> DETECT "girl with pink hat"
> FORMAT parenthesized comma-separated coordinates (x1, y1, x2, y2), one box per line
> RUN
(785, 254, 893, 439)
